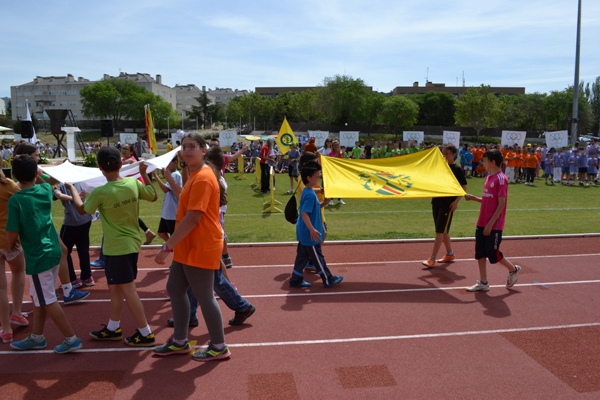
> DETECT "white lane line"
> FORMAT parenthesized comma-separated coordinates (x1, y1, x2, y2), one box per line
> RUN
(2, 322, 598, 355)
(14, 279, 600, 305)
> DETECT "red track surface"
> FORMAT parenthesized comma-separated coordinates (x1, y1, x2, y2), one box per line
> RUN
(1, 237, 599, 399)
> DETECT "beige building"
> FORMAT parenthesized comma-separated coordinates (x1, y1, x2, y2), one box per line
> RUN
(174, 85, 249, 118)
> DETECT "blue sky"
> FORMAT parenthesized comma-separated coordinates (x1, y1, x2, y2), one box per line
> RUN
(1, 0, 599, 98)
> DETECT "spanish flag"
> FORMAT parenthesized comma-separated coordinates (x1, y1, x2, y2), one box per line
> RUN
(320, 147, 466, 199)
(145, 105, 157, 155)
(276, 117, 297, 153)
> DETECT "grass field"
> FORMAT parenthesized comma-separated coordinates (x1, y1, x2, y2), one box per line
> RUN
(50, 171, 600, 247)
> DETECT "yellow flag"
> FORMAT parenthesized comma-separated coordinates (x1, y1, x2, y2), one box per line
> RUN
(145, 105, 157, 155)
(276, 117, 297, 153)
(320, 147, 466, 199)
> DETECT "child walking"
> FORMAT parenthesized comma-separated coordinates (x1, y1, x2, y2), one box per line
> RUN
(289, 162, 343, 289)
(68, 146, 158, 347)
(7, 155, 82, 353)
(464, 149, 522, 292)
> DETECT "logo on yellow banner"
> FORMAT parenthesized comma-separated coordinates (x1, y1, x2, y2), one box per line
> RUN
(358, 171, 413, 196)
(280, 133, 295, 146)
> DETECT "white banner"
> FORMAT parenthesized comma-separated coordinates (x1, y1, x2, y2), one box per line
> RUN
(219, 131, 237, 147)
(501, 130, 526, 147)
(339, 131, 360, 148)
(171, 130, 188, 146)
(442, 131, 461, 148)
(545, 130, 568, 150)
(308, 131, 329, 148)
(120, 133, 138, 145)
(403, 131, 424, 144)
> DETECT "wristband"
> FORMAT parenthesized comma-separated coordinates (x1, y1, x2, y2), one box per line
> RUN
(162, 244, 173, 253)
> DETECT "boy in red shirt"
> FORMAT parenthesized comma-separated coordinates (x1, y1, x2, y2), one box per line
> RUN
(464, 149, 522, 292)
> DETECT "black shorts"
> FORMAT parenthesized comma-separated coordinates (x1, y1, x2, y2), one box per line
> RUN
(579, 167, 588, 174)
(475, 227, 503, 264)
(104, 253, 139, 285)
(432, 203, 454, 234)
(158, 218, 176, 235)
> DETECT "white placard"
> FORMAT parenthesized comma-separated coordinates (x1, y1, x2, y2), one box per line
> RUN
(403, 131, 424, 144)
(219, 131, 237, 147)
(501, 130, 526, 147)
(545, 130, 568, 150)
(308, 131, 329, 148)
(339, 131, 360, 148)
(120, 133, 138, 145)
(442, 131, 461, 148)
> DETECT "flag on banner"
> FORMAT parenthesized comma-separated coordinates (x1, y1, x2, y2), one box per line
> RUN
(320, 147, 466, 199)
(442, 131, 461, 148)
(145, 105, 157, 154)
(276, 117, 297, 153)
(545, 130, 568, 149)
(501, 130, 526, 148)
(25, 102, 38, 144)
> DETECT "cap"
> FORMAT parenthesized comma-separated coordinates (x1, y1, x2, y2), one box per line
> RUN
(97, 146, 121, 168)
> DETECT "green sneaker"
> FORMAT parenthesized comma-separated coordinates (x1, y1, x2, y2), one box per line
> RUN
(192, 342, 231, 362)
(153, 337, 191, 357)
(10, 334, 47, 351)
(90, 325, 123, 341)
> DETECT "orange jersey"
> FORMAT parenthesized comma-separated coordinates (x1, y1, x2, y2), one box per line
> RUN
(472, 148, 484, 163)
(525, 154, 538, 169)
(520, 151, 528, 167)
(505, 151, 520, 168)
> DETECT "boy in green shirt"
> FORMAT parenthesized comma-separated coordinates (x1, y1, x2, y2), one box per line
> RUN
(7, 155, 83, 354)
(68, 146, 158, 347)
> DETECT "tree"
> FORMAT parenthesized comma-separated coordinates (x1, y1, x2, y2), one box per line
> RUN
(545, 85, 592, 134)
(412, 92, 456, 126)
(317, 75, 370, 124)
(590, 76, 600, 134)
(454, 85, 502, 139)
(5, 99, 11, 119)
(290, 89, 321, 123)
(361, 93, 386, 134)
(187, 88, 212, 129)
(80, 78, 150, 122)
(152, 97, 181, 133)
(381, 96, 419, 135)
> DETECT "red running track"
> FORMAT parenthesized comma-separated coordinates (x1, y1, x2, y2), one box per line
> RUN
(0, 236, 599, 399)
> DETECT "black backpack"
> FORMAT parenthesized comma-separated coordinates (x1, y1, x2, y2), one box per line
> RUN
(284, 191, 299, 224)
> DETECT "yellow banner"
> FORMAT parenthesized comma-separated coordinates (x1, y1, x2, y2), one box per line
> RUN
(276, 117, 297, 153)
(145, 105, 157, 155)
(321, 147, 466, 199)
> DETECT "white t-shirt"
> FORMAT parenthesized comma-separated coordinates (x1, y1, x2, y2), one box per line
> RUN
(318, 147, 332, 156)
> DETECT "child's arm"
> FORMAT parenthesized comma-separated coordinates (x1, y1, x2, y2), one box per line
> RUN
(53, 188, 73, 202)
(228, 144, 248, 162)
(483, 196, 506, 236)
(301, 211, 321, 242)
(138, 162, 157, 202)
(449, 185, 467, 212)
(64, 182, 86, 215)
(151, 170, 170, 194)
(6, 231, 19, 252)
(162, 168, 182, 199)
(464, 193, 482, 203)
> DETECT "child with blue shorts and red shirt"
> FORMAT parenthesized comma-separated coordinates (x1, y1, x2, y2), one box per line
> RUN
(464, 149, 522, 292)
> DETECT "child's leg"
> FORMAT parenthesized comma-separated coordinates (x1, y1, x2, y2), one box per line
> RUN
(290, 243, 310, 284)
(477, 258, 488, 282)
(157, 232, 170, 242)
(166, 261, 192, 340)
(75, 222, 92, 281)
(59, 225, 78, 282)
(498, 256, 517, 272)
(0, 259, 11, 334)
(116, 282, 149, 329)
(289, 176, 294, 191)
(44, 302, 75, 338)
(107, 284, 125, 322)
(442, 233, 453, 254)
(7, 251, 25, 316)
(57, 238, 71, 289)
(186, 266, 225, 345)
(31, 305, 47, 335)
(220, 259, 231, 282)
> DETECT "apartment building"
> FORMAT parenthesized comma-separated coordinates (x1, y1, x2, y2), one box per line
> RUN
(174, 85, 248, 117)
(392, 82, 525, 97)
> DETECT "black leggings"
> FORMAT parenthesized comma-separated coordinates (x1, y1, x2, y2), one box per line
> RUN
(138, 218, 148, 232)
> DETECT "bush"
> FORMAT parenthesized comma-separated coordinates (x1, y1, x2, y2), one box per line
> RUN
(83, 153, 98, 167)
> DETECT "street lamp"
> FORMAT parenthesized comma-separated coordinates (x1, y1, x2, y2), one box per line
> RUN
(570, 0, 582, 144)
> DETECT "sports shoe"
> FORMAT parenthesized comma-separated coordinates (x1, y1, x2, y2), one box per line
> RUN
(90, 325, 123, 341)
(0, 330, 13, 343)
(10, 313, 29, 326)
(466, 281, 490, 292)
(54, 338, 83, 354)
(506, 265, 522, 288)
(436, 254, 456, 263)
(337, 199, 345, 205)
(286, 189, 294, 194)
(192, 342, 231, 362)
(144, 230, 157, 245)
(153, 337, 191, 356)
(324, 275, 343, 288)
(290, 280, 311, 288)
(71, 278, 83, 289)
(167, 317, 199, 328)
(222, 256, 233, 269)
(328, 199, 334, 206)
(162, 289, 170, 299)
(10, 334, 47, 350)
(229, 304, 256, 326)
(63, 288, 90, 305)
(90, 259, 105, 269)
(421, 258, 435, 268)
(125, 330, 156, 347)
(82, 276, 95, 287)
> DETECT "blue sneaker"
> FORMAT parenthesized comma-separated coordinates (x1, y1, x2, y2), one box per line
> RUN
(304, 261, 317, 272)
(324, 275, 343, 288)
(289, 280, 311, 288)
(64, 289, 90, 305)
(54, 337, 83, 354)
(10, 334, 47, 351)
(90, 259, 105, 269)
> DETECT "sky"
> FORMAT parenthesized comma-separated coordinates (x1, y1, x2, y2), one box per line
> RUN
(1, 0, 599, 99)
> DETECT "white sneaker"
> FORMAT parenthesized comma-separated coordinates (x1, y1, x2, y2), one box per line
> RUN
(328, 200, 334, 206)
(506, 265, 522, 288)
(466, 280, 489, 292)
(286, 189, 294, 194)
(337, 199, 345, 205)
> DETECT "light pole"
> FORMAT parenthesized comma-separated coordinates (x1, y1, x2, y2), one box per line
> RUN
(570, 0, 582, 145)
